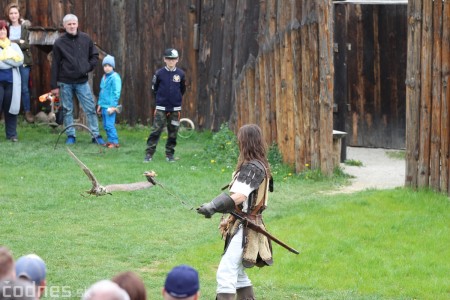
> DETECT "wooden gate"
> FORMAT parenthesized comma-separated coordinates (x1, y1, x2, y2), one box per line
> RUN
(334, 2, 408, 150)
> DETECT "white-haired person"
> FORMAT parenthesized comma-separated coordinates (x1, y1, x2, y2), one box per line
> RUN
(82, 280, 130, 300)
(50, 13, 105, 145)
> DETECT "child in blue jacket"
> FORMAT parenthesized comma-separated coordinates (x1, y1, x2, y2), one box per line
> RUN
(97, 55, 122, 148)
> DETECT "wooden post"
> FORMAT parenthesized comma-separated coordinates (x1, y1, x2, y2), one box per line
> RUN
(443, 3, 450, 193)
(292, 21, 304, 173)
(417, 0, 432, 188)
(405, 0, 422, 188)
(318, 0, 334, 176)
(430, 0, 443, 190)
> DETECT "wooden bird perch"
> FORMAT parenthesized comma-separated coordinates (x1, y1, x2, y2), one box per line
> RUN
(66, 148, 156, 196)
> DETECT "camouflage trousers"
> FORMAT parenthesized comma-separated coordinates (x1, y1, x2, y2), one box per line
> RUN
(146, 110, 180, 156)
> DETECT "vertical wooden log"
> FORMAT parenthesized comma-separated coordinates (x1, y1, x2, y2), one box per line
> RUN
(318, 0, 334, 176)
(418, 0, 432, 188)
(430, 1, 442, 190)
(274, 33, 285, 160)
(260, 48, 268, 141)
(255, 56, 261, 127)
(442, 2, 450, 193)
(284, 28, 295, 165)
(405, 0, 422, 188)
(300, 3, 312, 171)
(292, 21, 304, 173)
(247, 60, 256, 125)
(268, 43, 277, 143)
(309, 21, 320, 169)
(278, 30, 291, 163)
(239, 76, 245, 128)
(235, 74, 244, 129)
(258, 53, 268, 143)
(299, 20, 312, 171)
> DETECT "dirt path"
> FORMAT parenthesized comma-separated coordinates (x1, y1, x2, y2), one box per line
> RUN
(334, 147, 406, 193)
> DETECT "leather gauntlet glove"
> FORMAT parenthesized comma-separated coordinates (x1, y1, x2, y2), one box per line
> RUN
(197, 193, 235, 218)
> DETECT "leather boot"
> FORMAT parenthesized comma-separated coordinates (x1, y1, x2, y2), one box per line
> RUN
(216, 293, 235, 300)
(236, 286, 255, 300)
(25, 111, 35, 123)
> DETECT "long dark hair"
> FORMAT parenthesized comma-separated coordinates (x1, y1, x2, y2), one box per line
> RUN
(235, 124, 271, 177)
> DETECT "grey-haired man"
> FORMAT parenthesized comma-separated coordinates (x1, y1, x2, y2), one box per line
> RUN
(50, 14, 105, 145)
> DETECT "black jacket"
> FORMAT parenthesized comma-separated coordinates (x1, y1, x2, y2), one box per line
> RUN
(50, 31, 98, 89)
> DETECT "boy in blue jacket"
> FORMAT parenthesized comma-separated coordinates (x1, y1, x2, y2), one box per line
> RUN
(97, 55, 122, 148)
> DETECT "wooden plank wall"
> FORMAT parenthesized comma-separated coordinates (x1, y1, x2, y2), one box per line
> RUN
(5, 0, 334, 173)
(4, 0, 199, 127)
(233, 0, 334, 175)
(405, 0, 450, 192)
(5, 0, 268, 130)
(340, 4, 407, 149)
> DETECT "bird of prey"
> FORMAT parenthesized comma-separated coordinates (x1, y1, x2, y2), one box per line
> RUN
(66, 147, 156, 196)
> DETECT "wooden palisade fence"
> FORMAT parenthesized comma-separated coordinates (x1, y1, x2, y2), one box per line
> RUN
(405, 0, 450, 192)
(6, 0, 331, 176)
(233, 0, 334, 175)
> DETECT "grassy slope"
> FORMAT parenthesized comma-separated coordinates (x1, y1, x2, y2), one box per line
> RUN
(0, 123, 449, 299)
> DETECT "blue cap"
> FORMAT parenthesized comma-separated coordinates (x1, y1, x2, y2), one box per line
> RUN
(102, 55, 115, 68)
(164, 265, 199, 298)
(15, 254, 47, 285)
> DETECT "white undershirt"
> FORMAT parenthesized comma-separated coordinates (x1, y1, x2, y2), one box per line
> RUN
(230, 173, 255, 213)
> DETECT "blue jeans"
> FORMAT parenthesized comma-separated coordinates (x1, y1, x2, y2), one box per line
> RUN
(59, 82, 100, 137)
(101, 108, 118, 143)
(19, 66, 31, 112)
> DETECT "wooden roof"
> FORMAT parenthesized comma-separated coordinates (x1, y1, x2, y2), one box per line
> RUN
(28, 27, 61, 45)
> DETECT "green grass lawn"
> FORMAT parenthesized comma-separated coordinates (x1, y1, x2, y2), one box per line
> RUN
(1, 122, 449, 299)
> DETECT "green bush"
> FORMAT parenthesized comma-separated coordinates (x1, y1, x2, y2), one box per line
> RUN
(202, 122, 238, 165)
(268, 142, 283, 166)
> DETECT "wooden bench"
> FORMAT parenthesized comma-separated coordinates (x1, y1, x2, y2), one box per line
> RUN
(333, 130, 347, 167)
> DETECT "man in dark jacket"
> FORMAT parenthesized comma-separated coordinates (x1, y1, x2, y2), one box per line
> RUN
(50, 14, 104, 145)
